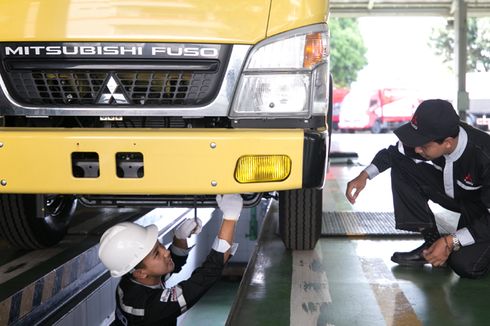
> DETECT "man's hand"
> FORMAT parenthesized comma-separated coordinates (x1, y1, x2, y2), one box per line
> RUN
(216, 194, 243, 221)
(174, 218, 203, 240)
(422, 236, 452, 267)
(345, 171, 369, 204)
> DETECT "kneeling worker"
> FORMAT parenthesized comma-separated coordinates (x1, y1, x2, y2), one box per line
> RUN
(98, 194, 243, 325)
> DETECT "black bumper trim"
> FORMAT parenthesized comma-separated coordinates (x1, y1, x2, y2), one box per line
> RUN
(302, 131, 327, 188)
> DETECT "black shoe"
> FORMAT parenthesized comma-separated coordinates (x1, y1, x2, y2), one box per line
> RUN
(390, 243, 429, 266)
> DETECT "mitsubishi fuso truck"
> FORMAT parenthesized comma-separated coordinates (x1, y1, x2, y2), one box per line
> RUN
(0, 0, 332, 250)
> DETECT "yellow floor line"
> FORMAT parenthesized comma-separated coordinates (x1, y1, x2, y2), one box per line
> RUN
(360, 257, 422, 326)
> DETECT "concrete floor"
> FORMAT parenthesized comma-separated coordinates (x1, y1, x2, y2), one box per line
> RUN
(182, 132, 490, 326)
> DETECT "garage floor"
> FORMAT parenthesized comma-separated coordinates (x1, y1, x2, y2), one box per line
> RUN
(182, 133, 490, 326)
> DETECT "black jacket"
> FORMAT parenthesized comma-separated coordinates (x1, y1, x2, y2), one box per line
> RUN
(113, 248, 226, 326)
(371, 123, 490, 241)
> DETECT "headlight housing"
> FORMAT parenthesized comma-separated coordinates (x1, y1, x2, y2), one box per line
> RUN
(231, 24, 330, 118)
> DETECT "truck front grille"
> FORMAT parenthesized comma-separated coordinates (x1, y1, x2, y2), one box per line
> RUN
(4, 69, 219, 106)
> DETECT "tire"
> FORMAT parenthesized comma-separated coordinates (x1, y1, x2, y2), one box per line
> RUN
(279, 188, 322, 250)
(0, 194, 77, 249)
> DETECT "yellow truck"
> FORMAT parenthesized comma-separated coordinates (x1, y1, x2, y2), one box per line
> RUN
(0, 0, 331, 250)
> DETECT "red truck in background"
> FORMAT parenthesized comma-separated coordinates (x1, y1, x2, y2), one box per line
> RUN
(338, 87, 421, 133)
(332, 87, 349, 130)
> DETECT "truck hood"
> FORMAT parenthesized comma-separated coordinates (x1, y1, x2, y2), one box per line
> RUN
(0, 0, 272, 44)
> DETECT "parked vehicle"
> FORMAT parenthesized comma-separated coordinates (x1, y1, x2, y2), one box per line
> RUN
(332, 87, 349, 131)
(466, 73, 490, 131)
(338, 88, 420, 133)
(467, 99, 490, 131)
(0, 0, 332, 250)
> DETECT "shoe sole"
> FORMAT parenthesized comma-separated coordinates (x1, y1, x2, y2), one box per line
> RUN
(390, 256, 428, 266)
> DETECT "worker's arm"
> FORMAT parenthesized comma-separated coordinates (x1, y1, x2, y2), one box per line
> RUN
(169, 217, 203, 272)
(143, 194, 243, 324)
(345, 170, 369, 204)
(215, 194, 242, 261)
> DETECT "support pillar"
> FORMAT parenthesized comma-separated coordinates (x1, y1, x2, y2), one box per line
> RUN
(454, 0, 469, 120)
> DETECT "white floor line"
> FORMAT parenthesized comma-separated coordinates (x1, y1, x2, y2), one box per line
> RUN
(290, 246, 333, 326)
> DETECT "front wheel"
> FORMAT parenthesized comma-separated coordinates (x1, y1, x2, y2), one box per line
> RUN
(0, 194, 77, 249)
(279, 188, 322, 250)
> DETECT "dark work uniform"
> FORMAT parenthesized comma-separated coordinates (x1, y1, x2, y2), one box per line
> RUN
(365, 123, 490, 278)
(113, 247, 227, 326)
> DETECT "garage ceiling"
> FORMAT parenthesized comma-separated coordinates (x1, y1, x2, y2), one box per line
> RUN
(330, 0, 490, 16)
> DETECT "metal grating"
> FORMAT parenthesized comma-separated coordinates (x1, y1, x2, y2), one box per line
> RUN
(322, 211, 418, 236)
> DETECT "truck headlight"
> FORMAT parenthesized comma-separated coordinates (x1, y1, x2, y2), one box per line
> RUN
(231, 24, 329, 118)
(233, 75, 309, 114)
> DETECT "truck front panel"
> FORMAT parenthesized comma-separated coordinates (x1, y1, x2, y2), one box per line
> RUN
(0, 0, 271, 44)
(0, 128, 326, 194)
(0, 0, 330, 197)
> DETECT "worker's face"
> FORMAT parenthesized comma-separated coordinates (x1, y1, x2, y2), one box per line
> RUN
(414, 140, 449, 160)
(140, 241, 175, 277)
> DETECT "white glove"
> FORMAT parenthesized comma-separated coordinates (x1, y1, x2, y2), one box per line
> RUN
(216, 194, 243, 221)
(174, 218, 202, 239)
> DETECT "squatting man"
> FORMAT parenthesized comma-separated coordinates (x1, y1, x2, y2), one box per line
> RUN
(98, 194, 243, 325)
(346, 99, 490, 279)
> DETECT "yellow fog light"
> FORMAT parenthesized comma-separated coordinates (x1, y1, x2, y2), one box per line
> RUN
(234, 155, 291, 183)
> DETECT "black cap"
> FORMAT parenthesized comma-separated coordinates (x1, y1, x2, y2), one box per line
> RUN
(394, 99, 460, 147)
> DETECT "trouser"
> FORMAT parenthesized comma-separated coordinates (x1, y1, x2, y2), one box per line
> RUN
(390, 155, 490, 278)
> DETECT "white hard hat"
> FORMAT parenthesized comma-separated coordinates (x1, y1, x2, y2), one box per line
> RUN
(98, 222, 159, 277)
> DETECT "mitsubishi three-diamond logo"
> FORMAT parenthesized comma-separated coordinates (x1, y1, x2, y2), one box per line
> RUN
(96, 74, 130, 104)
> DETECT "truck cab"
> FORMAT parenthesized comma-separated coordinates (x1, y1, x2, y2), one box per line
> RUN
(0, 0, 332, 250)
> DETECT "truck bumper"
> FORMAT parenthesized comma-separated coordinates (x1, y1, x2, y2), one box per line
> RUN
(0, 128, 327, 194)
